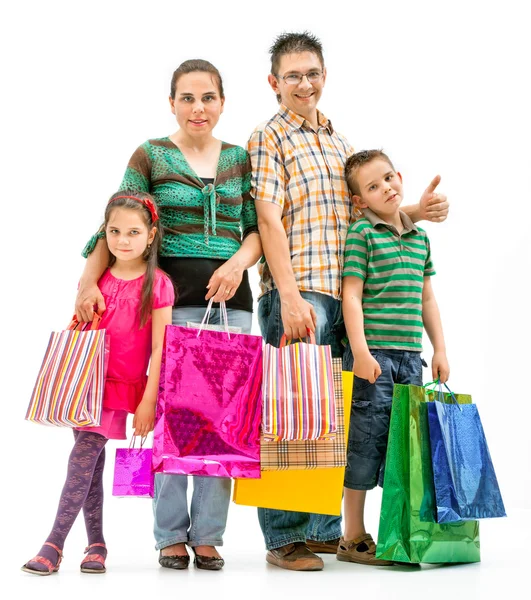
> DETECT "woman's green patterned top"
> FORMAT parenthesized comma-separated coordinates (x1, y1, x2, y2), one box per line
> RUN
(85, 137, 258, 260)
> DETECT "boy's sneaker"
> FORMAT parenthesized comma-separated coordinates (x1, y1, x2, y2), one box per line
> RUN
(336, 534, 394, 566)
(305, 538, 340, 554)
(266, 542, 324, 571)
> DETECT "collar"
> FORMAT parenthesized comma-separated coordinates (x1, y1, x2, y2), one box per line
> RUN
(277, 104, 334, 134)
(362, 208, 418, 235)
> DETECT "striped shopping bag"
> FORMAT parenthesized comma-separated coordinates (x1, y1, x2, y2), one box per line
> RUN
(262, 334, 336, 441)
(26, 315, 107, 427)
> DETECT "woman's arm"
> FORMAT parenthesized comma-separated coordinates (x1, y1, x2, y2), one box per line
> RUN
(205, 232, 262, 302)
(132, 305, 172, 437)
(75, 238, 109, 321)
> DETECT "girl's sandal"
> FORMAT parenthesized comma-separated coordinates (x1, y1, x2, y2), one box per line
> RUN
(21, 542, 63, 576)
(80, 543, 107, 574)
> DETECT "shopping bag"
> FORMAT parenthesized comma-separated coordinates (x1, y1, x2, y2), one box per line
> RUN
(112, 436, 154, 498)
(152, 303, 263, 479)
(427, 383, 506, 522)
(376, 383, 481, 563)
(186, 298, 242, 334)
(232, 368, 351, 516)
(26, 314, 107, 427)
(260, 358, 346, 470)
(262, 334, 336, 441)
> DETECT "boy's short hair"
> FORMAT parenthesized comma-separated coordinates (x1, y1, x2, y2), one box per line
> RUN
(269, 31, 324, 75)
(345, 149, 396, 196)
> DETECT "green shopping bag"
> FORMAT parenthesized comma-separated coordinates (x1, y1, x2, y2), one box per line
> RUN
(376, 383, 481, 563)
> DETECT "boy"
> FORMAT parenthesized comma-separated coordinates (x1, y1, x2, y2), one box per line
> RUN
(340, 149, 449, 566)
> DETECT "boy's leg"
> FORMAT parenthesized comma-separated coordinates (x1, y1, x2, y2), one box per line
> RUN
(339, 348, 396, 565)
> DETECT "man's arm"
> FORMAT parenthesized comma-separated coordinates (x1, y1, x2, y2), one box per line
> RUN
(403, 175, 450, 223)
(255, 201, 316, 340)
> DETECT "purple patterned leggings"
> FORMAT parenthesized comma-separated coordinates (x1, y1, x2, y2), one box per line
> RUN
(28, 430, 108, 571)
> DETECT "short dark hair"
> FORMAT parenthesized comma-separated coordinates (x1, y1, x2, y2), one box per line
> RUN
(170, 59, 224, 99)
(345, 150, 396, 196)
(269, 31, 324, 75)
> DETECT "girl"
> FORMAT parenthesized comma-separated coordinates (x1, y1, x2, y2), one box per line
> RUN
(75, 60, 262, 571)
(22, 192, 174, 575)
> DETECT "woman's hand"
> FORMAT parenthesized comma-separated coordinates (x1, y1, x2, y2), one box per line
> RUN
(205, 259, 244, 303)
(132, 399, 156, 437)
(75, 282, 106, 322)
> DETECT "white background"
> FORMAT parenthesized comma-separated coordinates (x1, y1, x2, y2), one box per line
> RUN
(1, 0, 529, 598)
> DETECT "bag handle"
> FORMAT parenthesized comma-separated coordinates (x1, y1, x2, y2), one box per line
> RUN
(129, 435, 148, 449)
(424, 379, 462, 412)
(67, 312, 102, 331)
(196, 299, 231, 339)
(279, 331, 317, 347)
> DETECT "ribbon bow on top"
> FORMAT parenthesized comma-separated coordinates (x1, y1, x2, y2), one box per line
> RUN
(202, 183, 218, 245)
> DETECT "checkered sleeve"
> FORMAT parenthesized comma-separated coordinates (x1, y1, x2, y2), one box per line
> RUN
(247, 127, 286, 209)
(343, 222, 368, 281)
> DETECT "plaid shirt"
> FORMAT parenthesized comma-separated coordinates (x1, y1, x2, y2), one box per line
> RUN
(248, 105, 354, 300)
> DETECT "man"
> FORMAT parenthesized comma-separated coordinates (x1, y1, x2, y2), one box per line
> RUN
(247, 31, 449, 572)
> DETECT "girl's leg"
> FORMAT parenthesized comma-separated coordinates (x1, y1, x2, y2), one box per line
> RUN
(25, 431, 108, 572)
(77, 430, 108, 568)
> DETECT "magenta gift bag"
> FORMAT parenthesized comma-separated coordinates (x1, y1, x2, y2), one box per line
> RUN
(112, 438, 154, 498)
(152, 322, 263, 479)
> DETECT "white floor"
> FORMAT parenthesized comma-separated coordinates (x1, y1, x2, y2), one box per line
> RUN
(8, 485, 527, 600)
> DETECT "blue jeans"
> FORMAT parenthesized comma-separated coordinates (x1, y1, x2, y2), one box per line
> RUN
(153, 305, 252, 549)
(343, 346, 423, 490)
(257, 290, 344, 550)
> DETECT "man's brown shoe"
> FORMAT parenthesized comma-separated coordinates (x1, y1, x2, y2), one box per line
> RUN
(306, 538, 340, 554)
(266, 542, 324, 571)
(336, 534, 394, 566)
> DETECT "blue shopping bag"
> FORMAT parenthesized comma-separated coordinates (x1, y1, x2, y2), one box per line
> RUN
(426, 382, 506, 523)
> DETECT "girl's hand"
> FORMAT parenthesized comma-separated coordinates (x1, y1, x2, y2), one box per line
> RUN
(75, 282, 106, 322)
(132, 400, 155, 437)
(432, 351, 450, 384)
(353, 352, 382, 384)
(205, 260, 244, 303)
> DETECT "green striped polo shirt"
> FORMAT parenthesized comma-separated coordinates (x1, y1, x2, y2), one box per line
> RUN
(343, 208, 435, 351)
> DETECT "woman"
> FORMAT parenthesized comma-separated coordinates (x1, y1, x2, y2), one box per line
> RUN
(76, 60, 262, 571)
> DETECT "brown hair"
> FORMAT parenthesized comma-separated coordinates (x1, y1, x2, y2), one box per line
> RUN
(269, 31, 325, 75)
(345, 149, 396, 196)
(104, 191, 163, 328)
(170, 59, 224, 99)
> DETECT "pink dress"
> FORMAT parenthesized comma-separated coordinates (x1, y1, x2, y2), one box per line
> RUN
(78, 268, 174, 439)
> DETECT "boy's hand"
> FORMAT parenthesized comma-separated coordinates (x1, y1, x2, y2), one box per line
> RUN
(132, 400, 155, 437)
(432, 351, 450, 384)
(354, 352, 382, 384)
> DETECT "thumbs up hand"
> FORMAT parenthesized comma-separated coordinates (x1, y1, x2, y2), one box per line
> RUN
(419, 175, 449, 223)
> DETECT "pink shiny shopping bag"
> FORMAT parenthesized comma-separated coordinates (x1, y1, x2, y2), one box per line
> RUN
(153, 319, 263, 479)
(112, 437, 154, 498)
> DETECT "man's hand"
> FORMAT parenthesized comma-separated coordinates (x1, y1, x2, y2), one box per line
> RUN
(280, 294, 317, 340)
(432, 351, 450, 384)
(419, 175, 449, 223)
(353, 351, 381, 383)
(75, 282, 105, 322)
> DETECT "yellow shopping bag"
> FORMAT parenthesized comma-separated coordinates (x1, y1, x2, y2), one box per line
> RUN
(232, 371, 352, 516)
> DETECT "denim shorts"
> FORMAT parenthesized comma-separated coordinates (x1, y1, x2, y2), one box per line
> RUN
(343, 347, 423, 490)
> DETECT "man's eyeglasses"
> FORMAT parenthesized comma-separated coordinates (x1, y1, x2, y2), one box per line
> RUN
(275, 70, 323, 85)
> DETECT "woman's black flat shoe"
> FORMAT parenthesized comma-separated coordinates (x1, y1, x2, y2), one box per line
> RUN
(159, 550, 190, 570)
(192, 550, 224, 571)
